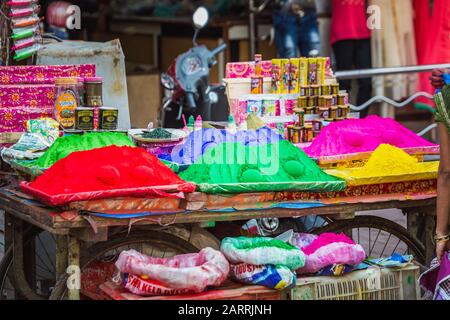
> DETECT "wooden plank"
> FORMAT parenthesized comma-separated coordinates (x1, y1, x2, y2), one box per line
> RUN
(0, 132, 22, 144)
(52, 198, 437, 229)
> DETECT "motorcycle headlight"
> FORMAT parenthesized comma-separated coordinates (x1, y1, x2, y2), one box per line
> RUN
(161, 73, 176, 90)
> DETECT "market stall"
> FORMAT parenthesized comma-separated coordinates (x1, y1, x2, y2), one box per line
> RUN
(0, 4, 441, 301)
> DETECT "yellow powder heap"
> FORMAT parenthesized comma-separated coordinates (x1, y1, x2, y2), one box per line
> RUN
(352, 144, 439, 178)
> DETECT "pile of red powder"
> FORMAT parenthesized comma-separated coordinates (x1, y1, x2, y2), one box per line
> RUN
(24, 146, 191, 196)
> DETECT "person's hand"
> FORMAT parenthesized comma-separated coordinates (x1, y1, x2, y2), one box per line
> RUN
(436, 240, 450, 262)
(430, 68, 448, 89)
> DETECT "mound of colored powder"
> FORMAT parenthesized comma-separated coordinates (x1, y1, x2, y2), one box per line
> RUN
(141, 128, 172, 139)
(301, 233, 355, 255)
(32, 132, 134, 169)
(304, 115, 437, 158)
(26, 146, 190, 195)
(180, 140, 340, 185)
(162, 127, 282, 165)
(351, 144, 439, 177)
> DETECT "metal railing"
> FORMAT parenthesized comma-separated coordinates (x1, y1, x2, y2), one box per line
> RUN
(337, 63, 450, 138)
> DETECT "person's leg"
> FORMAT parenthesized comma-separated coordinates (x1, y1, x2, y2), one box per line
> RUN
(273, 12, 299, 58)
(297, 8, 321, 57)
(332, 40, 355, 94)
(354, 39, 373, 118)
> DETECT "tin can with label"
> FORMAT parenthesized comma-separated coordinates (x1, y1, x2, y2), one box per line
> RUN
(75, 107, 95, 131)
(305, 107, 315, 115)
(321, 84, 331, 96)
(323, 96, 333, 108)
(99, 107, 119, 130)
(300, 85, 310, 97)
(308, 96, 317, 108)
(310, 85, 320, 96)
(318, 107, 330, 119)
(303, 124, 313, 143)
(331, 83, 340, 95)
(338, 93, 349, 106)
(330, 106, 338, 119)
(298, 96, 308, 108)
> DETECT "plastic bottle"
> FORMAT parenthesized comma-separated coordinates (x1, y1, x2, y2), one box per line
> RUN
(194, 115, 203, 131)
(187, 116, 195, 133)
(227, 115, 237, 134)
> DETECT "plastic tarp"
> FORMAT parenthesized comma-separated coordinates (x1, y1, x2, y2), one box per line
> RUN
(115, 248, 230, 295)
(220, 237, 305, 270)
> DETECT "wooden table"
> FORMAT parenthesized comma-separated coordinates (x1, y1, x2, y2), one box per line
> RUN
(0, 187, 436, 300)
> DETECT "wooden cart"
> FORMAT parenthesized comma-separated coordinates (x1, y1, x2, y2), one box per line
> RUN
(0, 185, 436, 300)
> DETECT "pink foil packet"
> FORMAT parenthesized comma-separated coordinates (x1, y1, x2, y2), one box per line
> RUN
(0, 84, 55, 108)
(0, 106, 53, 132)
(0, 64, 95, 84)
(226, 60, 272, 79)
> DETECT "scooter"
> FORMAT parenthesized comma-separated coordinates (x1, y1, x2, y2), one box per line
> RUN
(160, 7, 229, 128)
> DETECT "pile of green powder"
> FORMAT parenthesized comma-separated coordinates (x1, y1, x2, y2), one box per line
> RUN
(28, 132, 135, 169)
(180, 140, 342, 187)
(141, 128, 173, 139)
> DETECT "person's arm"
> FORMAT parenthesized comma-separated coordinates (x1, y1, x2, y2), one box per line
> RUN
(436, 123, 450, 260)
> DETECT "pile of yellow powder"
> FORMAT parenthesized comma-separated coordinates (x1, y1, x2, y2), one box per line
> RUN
(352, 144, 438, 177)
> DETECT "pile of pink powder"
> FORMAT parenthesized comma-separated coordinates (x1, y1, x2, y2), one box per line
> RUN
(304, 115, 438, 158)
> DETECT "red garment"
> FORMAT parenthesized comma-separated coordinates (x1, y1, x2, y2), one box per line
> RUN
(414, 0, 450, 106)
(330, 0, 371, 45)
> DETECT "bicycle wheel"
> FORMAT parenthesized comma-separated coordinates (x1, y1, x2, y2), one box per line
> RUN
(0, 226, 55, 300)
(312, 215, 426, 265)
(50, 230, 199, 300)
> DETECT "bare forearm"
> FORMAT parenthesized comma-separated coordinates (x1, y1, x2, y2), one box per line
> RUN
(437, 173, 450, 235)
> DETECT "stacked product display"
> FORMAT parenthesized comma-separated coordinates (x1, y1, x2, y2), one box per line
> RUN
(225, 55, 351, 143)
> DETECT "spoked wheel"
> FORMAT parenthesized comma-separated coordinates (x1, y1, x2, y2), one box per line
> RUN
(50, 230, 199, 300)
(0, 226, 56, 300)
(0, 227, 200, 300)
(312, 215, 426, 265)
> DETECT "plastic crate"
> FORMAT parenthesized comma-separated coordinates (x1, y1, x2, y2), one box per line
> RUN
(290, 265, 420, 300)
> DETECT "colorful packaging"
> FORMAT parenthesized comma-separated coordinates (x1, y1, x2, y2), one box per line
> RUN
(0, 84, 55, 107)
(262, 99, 277, 117)
(271, 59, 282, 94)
(284, 97, 298, 115)
(317, 57, 327, 85)
(307, 58, 318, 85)
(116, 248, 230, 296)
(251, 76, 263, 94)
(254, 54, 263, 76)
(290, 58, 300, 93)
(230, 263, 296, 290)
(220, 237, 305, 270)
(247, 99, 263, 116)
(0, 64, 95, 85)
(281, 59, 291, 94)
(0, 106, 53, 133)
(299, 58, 309, 87)
(99, 107, 118, 130)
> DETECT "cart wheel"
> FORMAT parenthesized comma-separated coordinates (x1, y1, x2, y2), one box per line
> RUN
(0, 226, 56, 300)
(0, 228, 200, 300)
(312, 215, 426, 265)
(49, 230, 199, 300)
